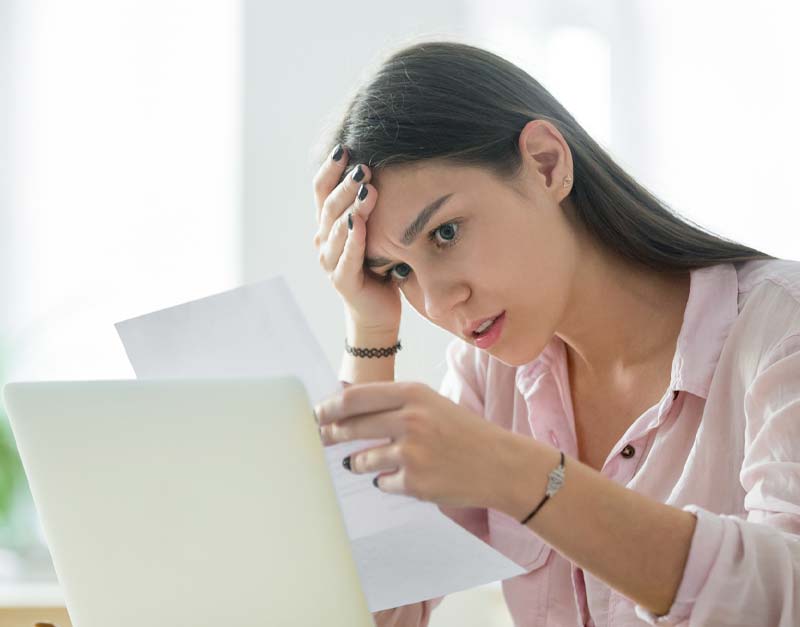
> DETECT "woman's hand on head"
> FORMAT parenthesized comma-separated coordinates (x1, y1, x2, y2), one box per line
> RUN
(314, 381, 523, 511)
(312, 145, 402, 333)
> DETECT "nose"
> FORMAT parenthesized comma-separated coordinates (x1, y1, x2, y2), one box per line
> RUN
(421, 276, 469, 322)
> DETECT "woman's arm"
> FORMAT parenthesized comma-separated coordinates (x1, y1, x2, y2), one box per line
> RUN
(495, 437, 696, 618)
(495, 334, 800, 624)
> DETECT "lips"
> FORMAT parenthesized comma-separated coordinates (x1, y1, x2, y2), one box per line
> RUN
(464, 311, 505, 338)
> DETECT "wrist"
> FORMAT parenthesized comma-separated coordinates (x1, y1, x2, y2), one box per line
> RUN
(490, 432, 561, 520)
(345, 319, 400, 347)
(339, 315, 400, 384)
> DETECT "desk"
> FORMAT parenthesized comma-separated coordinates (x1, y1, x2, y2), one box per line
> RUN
(0, 580, 512, 626)
(0, 582, 71, 627)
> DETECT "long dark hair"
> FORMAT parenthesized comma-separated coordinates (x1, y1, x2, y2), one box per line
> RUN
(318, 39, 773, 272)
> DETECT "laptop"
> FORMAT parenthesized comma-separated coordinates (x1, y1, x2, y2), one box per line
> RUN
(2, 376, 375, 627)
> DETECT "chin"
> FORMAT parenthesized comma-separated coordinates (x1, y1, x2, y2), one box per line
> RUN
(483, 336, 552, 368)
(488, 350, 532, 368)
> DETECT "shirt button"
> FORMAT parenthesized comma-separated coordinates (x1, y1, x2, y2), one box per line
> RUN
(621, 444, 636, 458)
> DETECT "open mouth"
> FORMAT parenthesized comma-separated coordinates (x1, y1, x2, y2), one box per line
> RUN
(471, 311, 506, 349)
(473, 315, 500, 337)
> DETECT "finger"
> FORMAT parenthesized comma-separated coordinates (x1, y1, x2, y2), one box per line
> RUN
(312, 144, 349, 225)
(373, 468, 407, 496)
(330, 209, 366, 291)
(331, 183, 382, 290)
(323, 409, 404, 444)
(315, 163, 372, 247)
(352, 181, 378, 221)
(347, 442, 402, 474)
(315, 381, 421, 426)
(316, 163, 366, 244)
(319, 209, 351, 273)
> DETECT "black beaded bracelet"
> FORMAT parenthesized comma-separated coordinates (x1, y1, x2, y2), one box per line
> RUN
(520, 450, 566, 525)
(345, 338, 402, 358)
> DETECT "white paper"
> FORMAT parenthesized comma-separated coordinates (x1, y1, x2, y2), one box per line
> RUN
(115, 278, 338, 406)
(115, 276, 525, 611)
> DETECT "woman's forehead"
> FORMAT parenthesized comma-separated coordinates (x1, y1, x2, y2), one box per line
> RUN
(370, 161, 485, 217)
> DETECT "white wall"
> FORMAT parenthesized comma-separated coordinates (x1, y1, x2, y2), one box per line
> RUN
(469, 0, 800, 261)
(2, 0, 242, 383)
(0, 0, 19, 339)
(638, 1, 800, 259)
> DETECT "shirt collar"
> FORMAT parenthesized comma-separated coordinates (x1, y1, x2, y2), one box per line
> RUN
(669, 263, 739, 399)
(514, 263, 740, 401)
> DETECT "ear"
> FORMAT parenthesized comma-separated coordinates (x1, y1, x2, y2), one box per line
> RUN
(517, 119, 573, 201)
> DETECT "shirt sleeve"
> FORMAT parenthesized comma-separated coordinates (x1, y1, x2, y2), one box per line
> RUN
(635, 333, 800, 626)
(374, 338, 490, 627)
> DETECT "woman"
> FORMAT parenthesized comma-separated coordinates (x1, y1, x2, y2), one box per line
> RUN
(311, 40, 800, 626)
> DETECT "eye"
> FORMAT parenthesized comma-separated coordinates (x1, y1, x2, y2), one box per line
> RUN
(389, 263, 412, 282)
(381, 220, 462, 285)
(434, 222, 458, 243)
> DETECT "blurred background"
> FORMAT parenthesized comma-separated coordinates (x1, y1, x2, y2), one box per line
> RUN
(0, 0, 798, 624)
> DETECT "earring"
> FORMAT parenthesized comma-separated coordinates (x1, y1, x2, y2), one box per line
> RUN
(562, 175, 572, 188)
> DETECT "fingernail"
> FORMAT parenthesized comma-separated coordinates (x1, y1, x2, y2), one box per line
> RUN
(342, 455, 351, 471)
(358, 184, 368, 201)
(351, 165, 364, 182)
(372, 475, 380, 488)
(347, 212, 353, 230)
(331, 144, 344, 161)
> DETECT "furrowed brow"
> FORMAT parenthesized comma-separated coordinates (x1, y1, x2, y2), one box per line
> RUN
(364, 193, 454, 269)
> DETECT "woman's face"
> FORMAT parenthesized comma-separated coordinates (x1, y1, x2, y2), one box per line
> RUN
(364, 155, 580, 367)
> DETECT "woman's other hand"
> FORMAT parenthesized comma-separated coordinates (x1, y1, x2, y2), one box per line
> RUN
(314, 381, 541, 514)
(312, 145, 402, 334)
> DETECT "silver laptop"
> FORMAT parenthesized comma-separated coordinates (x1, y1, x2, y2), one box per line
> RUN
(2, 376, 375, 627)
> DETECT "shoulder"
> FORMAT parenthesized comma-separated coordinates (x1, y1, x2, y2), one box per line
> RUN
(730, 258, 800, 375)
(737, 258, 800, 309)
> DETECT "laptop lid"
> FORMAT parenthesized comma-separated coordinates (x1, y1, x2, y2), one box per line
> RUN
(2, 376, 375, 627)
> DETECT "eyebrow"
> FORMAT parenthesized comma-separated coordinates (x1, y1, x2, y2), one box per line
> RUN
(364, 193, 455, 269)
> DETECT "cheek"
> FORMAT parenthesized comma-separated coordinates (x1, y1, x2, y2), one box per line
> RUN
(517, 209, 576, 283)
(496, 220, 575, 361)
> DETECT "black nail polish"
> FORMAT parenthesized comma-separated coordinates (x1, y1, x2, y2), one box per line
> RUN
(372, 475, 380, 488)
(342, 455, 351, 471)
(347, 212, 353, 230)
(358, 184, 368, 201)
(331, 144, 343, 161)
(352, 165, 364, 182)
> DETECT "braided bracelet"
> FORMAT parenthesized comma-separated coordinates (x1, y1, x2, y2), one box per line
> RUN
(520, 450, 566, 525)
(345, 338, 402, 358)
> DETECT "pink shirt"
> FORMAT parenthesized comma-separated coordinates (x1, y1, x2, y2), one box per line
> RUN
(374, 259, 800, 627)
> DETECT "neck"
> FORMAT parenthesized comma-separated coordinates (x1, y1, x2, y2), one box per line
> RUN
(556, 240, 690, 382)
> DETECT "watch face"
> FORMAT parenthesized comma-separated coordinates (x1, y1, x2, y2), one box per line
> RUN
(546, 465, 565, 496)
